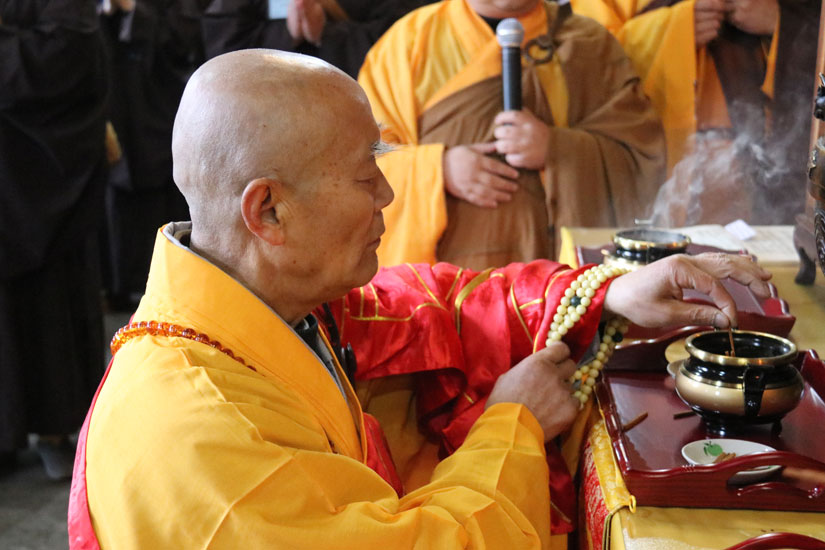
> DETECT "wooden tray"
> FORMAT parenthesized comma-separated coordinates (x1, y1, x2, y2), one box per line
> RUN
(577, 244, 796, 370)
(595, 350, 825, 512)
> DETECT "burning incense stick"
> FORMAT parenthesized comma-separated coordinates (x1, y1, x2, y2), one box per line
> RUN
(728, 328, 736, 357)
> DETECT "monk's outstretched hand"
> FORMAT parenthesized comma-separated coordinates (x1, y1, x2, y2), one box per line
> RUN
(486, 342, 579, 441)
(604, 253, 772, 329)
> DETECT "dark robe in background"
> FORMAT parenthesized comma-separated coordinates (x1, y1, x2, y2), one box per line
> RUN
(101, 0, 206, 308)
(201, 0, 428, 78)
(761, 0, 820, 224)
(0, 0, 107, 452)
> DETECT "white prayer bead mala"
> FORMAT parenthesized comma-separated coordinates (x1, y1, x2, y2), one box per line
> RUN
(544, 264, 630, 406)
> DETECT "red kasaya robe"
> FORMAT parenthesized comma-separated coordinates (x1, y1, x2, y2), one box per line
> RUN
(329, 261, 609, 533)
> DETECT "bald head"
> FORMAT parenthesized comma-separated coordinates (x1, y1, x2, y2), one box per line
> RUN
(172, 49, 366, 231)
(170, 49, 393, 323)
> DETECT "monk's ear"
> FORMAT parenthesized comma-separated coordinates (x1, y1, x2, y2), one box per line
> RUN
(240, 177, 287, 246)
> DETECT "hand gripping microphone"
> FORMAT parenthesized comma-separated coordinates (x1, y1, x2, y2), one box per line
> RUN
(495, 18, 524, 112)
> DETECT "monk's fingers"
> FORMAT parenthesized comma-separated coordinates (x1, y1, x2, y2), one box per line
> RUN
(464, 184, 511, 208)
(688, 253, 772, 298)
(479, 154, 520, 180)
(495, 139, 533, 159)
(505, 152, 534, 168)
(697, 0, 726, 12)
(535, 341, 572, 364)
(478, 171, 520, 193)
(493, 138, 518, 155)
(695, 19, 721, 36)
(695, 10, 724, 24)
(671, 257, 738, 327)
(494, 110, 528, 126)
(655, 300, 734, 329)
(493, 124, 517, 140)
(468, 141, 499, 155)
(695, 19, 722, 43)
(556, 358, 577, 381)
(695, 10, 724, 29)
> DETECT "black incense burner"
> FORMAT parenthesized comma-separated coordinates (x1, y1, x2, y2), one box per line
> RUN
(604, 228, 690, 270)
(673, 330, 803, 435)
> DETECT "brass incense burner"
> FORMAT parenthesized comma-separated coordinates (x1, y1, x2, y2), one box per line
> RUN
(604, 228, 690, 270)
(674, 330, 803, 435)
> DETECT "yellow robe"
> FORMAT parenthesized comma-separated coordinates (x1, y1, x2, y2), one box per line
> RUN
(85, 223, 554, 549)
(359, 0, 665, 268)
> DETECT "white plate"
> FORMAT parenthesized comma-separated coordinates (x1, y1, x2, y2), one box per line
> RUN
(666, 360, 682, 378)
(681, 439, 781, 484)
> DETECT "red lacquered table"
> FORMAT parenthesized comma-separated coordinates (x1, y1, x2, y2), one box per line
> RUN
(560, 227, 825, 549)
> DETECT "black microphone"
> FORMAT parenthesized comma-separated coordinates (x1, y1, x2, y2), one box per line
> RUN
(496, 18, 524, 112)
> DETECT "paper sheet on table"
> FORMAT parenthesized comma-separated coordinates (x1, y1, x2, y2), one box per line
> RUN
(675, 225, 798, 266)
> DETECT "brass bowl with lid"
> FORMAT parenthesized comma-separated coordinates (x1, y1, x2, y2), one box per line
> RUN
(673, 330, 803, 434)
(604, 228, 691, 270)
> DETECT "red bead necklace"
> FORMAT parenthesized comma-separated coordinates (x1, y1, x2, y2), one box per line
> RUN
(110, 321, 257, 372)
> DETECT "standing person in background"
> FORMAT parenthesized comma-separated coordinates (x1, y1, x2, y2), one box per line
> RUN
(570, 0, 819, 225)
(358, 0, 666, 271)
(201, 0, 428, 78)
(100, 0, 206, 311)
(0, 0, 108, 479)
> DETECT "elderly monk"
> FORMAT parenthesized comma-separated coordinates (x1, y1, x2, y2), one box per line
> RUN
(68, 49, 771, 549)
(358, 0, 666, 270)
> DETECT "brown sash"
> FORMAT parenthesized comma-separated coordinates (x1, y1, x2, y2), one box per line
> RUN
(419, 72, 555, 270)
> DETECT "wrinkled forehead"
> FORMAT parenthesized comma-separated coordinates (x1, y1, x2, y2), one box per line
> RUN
(295, 85, 379, 164)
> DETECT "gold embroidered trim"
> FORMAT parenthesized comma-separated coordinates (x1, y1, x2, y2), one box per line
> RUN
(453, 268, 495, 335)
(405, 263, 447, 310)
(510, 283, 534, 344)
(445, 268, 464, 303)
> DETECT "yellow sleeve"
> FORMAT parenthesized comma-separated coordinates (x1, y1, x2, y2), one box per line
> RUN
(209, 403, 550, 549)
(88, 338, 551, 549)
(359, 10, 448, 266)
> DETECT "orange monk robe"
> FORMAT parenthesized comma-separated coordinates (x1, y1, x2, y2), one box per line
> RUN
(569, 0, 780, 174)
(81, 223, 611, 549)
(359, 0, 665, 269)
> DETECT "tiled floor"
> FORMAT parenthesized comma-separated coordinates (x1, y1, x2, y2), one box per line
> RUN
(0, 441, 73, 550)
(0, 311, 130, 550)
